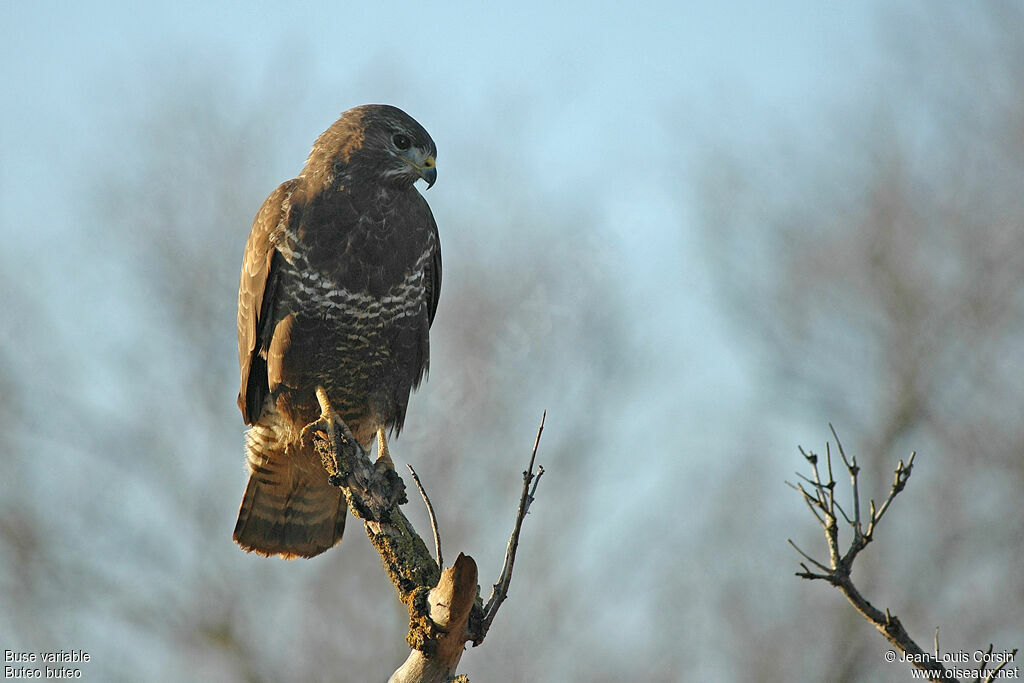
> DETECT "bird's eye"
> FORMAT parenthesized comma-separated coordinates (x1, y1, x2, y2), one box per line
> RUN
(392, 133, 411, 151)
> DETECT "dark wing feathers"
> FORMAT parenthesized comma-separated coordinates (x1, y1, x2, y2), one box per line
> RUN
(237, 180, 299, 424)
(238, 177, 438, 427)
(426, 220, 442, 327)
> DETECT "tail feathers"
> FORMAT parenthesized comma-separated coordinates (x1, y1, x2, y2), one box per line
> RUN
(233, 464, 347, 560)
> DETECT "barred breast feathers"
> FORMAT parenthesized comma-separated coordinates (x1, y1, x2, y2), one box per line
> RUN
(284, 245, 434, 323)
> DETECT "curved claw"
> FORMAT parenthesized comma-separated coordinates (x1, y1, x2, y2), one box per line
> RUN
(303, 386, 358, 484)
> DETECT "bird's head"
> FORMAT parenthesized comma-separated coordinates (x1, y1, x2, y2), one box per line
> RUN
(307, 104, 437, 191)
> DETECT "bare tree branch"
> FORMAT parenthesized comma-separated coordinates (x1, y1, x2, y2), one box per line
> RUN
(390, 554, 479, 683)
(308, 388, 547, 681)
(408, 464, 443, 571)
(477, 411, 546, 643)
(787, 428, 1017, 683)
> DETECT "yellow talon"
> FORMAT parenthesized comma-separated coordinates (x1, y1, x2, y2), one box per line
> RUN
(376, 428, 395, 470)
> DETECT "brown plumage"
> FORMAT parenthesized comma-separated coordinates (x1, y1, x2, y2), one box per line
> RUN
(233, 105, 441, 559)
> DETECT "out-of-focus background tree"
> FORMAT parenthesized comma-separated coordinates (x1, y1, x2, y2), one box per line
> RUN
(1, 2, 1021, 681)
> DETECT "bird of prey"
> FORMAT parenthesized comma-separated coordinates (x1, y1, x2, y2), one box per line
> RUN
(233, 104, 441, 559)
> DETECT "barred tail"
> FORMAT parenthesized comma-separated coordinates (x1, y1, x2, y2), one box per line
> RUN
(233, 425, 346, 559)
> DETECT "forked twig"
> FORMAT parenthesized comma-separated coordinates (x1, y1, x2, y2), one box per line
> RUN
(786, 427, 1017, 683)
(477, 411, 546, 643)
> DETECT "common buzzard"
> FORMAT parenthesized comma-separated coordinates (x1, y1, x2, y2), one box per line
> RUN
(233, 104, 441, 558)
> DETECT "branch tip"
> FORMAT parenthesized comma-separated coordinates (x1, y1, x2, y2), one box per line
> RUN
(407, 463, 443, 571)
(478, 412, 547, 644)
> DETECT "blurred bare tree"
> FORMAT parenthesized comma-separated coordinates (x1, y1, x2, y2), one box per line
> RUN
(696, 3, 1024, 680)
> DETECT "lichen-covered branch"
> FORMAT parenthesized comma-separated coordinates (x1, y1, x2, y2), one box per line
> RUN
(306, 388, 546, 682)
(306, 386, 439, 601)
(390, 554, 479, 683)
(787, 426, 1018, 683)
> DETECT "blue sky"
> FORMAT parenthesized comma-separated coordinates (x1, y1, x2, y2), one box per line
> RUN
(1, 0, 886, 432)
(3, 1, 883, 244)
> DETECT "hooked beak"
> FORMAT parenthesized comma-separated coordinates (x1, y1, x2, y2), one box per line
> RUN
(403, 152, 437, 189)
(418, 156, 437, 189)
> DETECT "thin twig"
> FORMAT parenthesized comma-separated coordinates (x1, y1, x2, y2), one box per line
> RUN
(977, 642, 990, 682)
(480, 411, 546, 638)
(871, 452, 916, 529)
(831, 498, 854, 527)
(824, 442, 837, 513)
(407, 463, 443, 570)
(794, 471, 826, 490)
(830, 424, 861, 534)
(787, 539, 830, 573)
(983, 647, 1018, 683)
(793, 483, 827, 526)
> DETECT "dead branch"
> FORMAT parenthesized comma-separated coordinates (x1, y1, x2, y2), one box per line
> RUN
(306, 388, 546, 682)
(787, 425, 1018, 683)
(408, 464, 444, 570)
(476, 410, 546, 643)
(390, 553, 479, 683)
